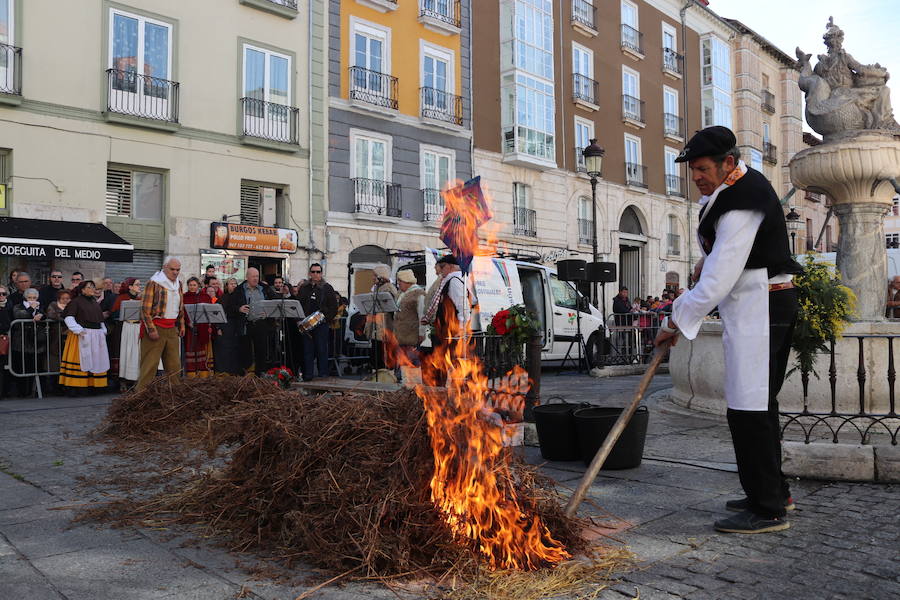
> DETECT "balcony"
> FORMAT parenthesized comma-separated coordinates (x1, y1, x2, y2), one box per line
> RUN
(572, 73, 599, 111)
(574, 147, 586, 173)
(238, 0, 298, 19)
(419, 0, 461, 35)
(622, 94, 645, 128)
(353, 178, 401, 217)
(761, 89, 776, 114)
(422, 188, 445, 223)
(662, 49, 683, 78)
(571, 0, 597, 37)
(667, 233, 681, 256)
(240, 97, 299, 146)
(502, 126, 557, 170)
(349, 66, 399, 112)
(663, 112, 684, 141)
(621, 24, 644, 59)
(514, 206, 537, 237)
(0, 42, 22, 104)
(578, 218, 594, 245)
(355, 0, 398, 13)
(763, 141, 778, 165)
(106, 69, 180, 129)
(420, 87, 463, 127)
(665, 174, 685, 198)
(625, 162, 648, 189)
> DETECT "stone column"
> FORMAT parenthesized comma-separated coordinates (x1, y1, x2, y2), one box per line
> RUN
(832, 203, 890, 320)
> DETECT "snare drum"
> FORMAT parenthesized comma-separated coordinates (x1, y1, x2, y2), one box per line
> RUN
(298, 311, 325, 333)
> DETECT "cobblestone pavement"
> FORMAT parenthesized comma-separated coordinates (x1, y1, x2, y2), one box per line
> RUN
(0, 373, 896, 599)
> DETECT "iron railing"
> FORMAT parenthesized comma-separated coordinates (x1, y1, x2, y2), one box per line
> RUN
(0, 42, 23, 96)
(6, 319, 66, 399)
(349, 66, 399, 110)
(262, 0, 298, 8)
(761, 89, 776, 114)
(623, 94, 645, 123)
(107, 69, 180, 123)
(667, 233, 681, 256)
(353, 177, 401, 217)
(781, 336, 900, 445)
(666, 174, 685, 197)
(574, 147, 586, 173)
(602, 312, 668, 367)
(763, 141, 778, 164)
(663, 112, 684, 138)
(420, 87, 463, 125)
(662, 49, 683, 76)
(571, 0, 596, 31)
(514, 206, 537, 237)
(572, 73, 598, 106)
(420, 0, 461, 28)
(240, 97, 299, 144)
(621, 24, 643, 55)
(625, 162, 647, 188)
(578, 218, 594, 245)
(422, 188, 445, 222)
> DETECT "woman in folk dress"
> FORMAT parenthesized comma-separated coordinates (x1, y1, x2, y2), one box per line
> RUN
(183, 277, 213, 378)
(110, 278, 142, 390)
(59, 280, 109, 394)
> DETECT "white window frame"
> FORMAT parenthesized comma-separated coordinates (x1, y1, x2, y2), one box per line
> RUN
(107, 8, 174, 114)
(242, 43, 292, 105)
(620, 0, 639, 28)
(0, 0, 14, 91)
(664, 147, 678, 178)
(513, 181, 532, 210)
(420, 40, 455, 93)
(749, 148, 763, 171)
(572, 42, 593, 79)
(419, 144, 456, 191)
(622, 66, 640, 99)
(661, 22, 677, 53)
(763, 122, 770, 144)
(350, 16, 392, 75)
(663, 85, 678, 117)
(574, 116, 594, 170)
(349, 128, 393, 181)
(624, 133, 642, 165)
(242, 43, 293, 142)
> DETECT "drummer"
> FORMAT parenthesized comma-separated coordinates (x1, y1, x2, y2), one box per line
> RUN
(296, 264, 338, 381)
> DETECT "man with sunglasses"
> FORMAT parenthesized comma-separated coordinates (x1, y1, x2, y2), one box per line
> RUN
(296, 264, 337, 381)
(70, 272, 84, 288)
(39, 271, 66, 311)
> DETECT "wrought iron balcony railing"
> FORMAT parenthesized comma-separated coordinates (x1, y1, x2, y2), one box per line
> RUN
(420, 0, 461, 28)
(349, 66, 399, 110)
(422, 188, 445, 222)
(514, 206, 537, 237)
(763, 141, 778, 164)
(663, 112, 684, 138)
(107, 69, 180, 123)
(621, 24, 644, 55)
(761, 89, 776, 114)
(625, 162, 648, 188)
(420, 87, 463, 126)
(622, 94, 645, 124)
(667, 233, 681, 256)
(578, 218, 594, 245)
(353, 177, 401, 217)
(665, 174, 685, 198)
(240, 97, 299, 143)
(572, 73, 598, 106)
(0, 43, 22, 96)
(662, 49, 683, 76)
(571, 0, 596, 31)
(262, 0, 298, 8)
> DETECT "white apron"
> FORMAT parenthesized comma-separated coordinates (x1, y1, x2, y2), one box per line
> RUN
(78, 329, 111, 374)
(119, 321, 141, 381)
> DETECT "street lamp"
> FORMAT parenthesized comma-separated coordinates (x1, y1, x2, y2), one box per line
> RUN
(785, 206, 802, 256)
(583, 138, 605, 304)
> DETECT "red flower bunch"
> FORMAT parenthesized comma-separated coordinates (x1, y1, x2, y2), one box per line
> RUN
(265, 366, 294, 389)
(491, 309, 513, 336)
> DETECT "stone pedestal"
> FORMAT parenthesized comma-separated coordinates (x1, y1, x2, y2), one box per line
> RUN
(790, 132, 900, 320)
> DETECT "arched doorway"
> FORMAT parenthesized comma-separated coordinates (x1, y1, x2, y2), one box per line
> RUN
(666, 271, 680, 293)
(348, 244, 391, 299)
(618, 206, 646, 299)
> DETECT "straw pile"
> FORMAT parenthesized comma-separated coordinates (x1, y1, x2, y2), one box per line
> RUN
(84, 375, 627, 595)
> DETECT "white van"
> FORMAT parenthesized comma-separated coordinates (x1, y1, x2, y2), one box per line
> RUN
(344, 255, 606, 366)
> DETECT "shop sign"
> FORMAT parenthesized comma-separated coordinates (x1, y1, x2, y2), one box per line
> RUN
(209, 222, 298, 254)
(0, 240, 131, 262)
(200, 253, 247, 283)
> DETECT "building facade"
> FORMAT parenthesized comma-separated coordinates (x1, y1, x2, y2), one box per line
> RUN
(471, 0, 735, 314)
(325, 0, 472, 296)
(0, 0, 327, 284)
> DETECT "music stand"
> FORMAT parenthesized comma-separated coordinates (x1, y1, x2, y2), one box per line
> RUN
(255, 299, 303, 371)
(184, 303, 227, 376)
(118, 300, 142, 322)
(352, 292, 398, 380)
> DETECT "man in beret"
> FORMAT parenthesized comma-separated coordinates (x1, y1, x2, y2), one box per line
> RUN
(655, 126, 802, 534)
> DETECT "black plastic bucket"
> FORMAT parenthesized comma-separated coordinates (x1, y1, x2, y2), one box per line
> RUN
(533, 402, 583, 461)
(573, 406, 649, 469)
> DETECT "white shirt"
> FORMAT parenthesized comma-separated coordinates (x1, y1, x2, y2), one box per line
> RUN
(444, 270, 469, 327)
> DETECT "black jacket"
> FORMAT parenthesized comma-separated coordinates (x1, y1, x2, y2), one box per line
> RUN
(612, 294, 635, 325)
(296, 281, 338, 322)
(221, 282, 275, 320)
(39, 284, 65, 311)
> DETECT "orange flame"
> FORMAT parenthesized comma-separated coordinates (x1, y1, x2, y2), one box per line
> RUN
(410, 183, 569, 570)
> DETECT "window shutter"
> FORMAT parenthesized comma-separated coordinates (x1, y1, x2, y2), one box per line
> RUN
(240, 182, 260, 225)
(106, 168, 132, 218)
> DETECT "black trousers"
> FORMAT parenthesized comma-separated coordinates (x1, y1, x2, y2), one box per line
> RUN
(245, 320, 274, 375)
(727, 287, 798, 518)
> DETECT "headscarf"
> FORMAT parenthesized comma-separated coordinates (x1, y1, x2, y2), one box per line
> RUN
(112, 278, 139, 314)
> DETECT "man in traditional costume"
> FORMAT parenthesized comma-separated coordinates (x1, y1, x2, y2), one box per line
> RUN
(137, 257, 185, 390)
(655, 126, 802, 534)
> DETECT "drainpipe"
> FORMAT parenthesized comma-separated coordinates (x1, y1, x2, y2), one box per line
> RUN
(308, 0, 319, 264)
(468, 0, 474, 180)
(680, 1, 694, 284)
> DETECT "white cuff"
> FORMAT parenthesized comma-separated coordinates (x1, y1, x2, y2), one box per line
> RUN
(64, 316, 84, 334)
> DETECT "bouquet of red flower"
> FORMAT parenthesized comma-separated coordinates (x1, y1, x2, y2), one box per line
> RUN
(265, 366, 294, 389)
(487, 304, 541, 362)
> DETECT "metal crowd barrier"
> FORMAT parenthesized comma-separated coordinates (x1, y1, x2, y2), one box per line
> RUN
(601, 311, 667, 367)
(6, 318, 65, 399)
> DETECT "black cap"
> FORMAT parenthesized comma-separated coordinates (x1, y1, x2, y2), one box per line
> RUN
(675, 126, 737, 163)
(436, 254, 458, 266)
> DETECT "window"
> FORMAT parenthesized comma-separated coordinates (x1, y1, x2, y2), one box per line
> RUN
(667, 215, 680, 255)
(513, 181, 531, 210)
(578, 196, 593, 244)
(621, 1, 638, 30)
(550, 274, 578, 309)
(663, 86, 679, 136)
(0, 0, 15, 92)
(574, 117, 593, 171)
(352, 131, 390, 182)
(893, 196, 899, 216)
(350, 18, 390, 99)
(421, 41, 454, 114)
(888, 233, 899, 248)
(622, 67, 640, 120)
(624, 134, 643, 186)
(0, 150, 8, 214)
(108, 9, 174, 112)
(662, 23, 676, 53)
(240, 182, 288, 227)
(750, 148, 763, 171)
(421, 146, 453, 221)
(351, 130, 394, 215)
(701, 35, 732, 128)
(106, 167, 163, 221)
(242, 43, 292, 141)
(572, 43, 594, 102)
(505, 0, 554, 80)
(513, 182, 536, 236)
(502, 71, 556, 161)
(664, 147, 680, 195)
(763, 122, 770, 144)
(762, 73, 769, 90)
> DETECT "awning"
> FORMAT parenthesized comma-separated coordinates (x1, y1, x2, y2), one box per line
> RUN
(0, 217, 134, 262)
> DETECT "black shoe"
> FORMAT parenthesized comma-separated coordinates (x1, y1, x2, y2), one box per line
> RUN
(714, 510, 790, 534)
(726, 496, 795, 512)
